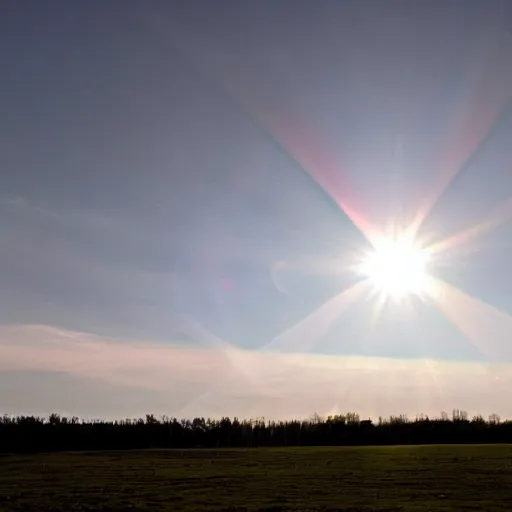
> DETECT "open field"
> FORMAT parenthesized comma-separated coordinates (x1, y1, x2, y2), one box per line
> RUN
(1, 445, 512, 511)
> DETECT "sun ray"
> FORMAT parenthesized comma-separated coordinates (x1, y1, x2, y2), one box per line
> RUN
(408, 31, 512, 239)
(426, 276, 512, 362)
(165, 32, 375, 246)
(150, 17, 384, 250)
(219, 75, 377, 247)
(176, 350, 264, 419)
(263, 278, 370, 353)
(177, 279, 369, 417)
(269, 247, 370, 295)
(427, 195, 512, 257)
(252, 104, 372, 237)
(370, 290, 388, 325)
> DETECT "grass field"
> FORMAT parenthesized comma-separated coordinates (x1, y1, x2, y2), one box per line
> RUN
(1, 445, 512, 511)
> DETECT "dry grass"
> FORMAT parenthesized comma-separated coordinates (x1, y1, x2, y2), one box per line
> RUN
(1, 445, 512, 511)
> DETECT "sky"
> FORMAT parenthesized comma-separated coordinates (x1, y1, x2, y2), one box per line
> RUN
(2, 0, 512, 420)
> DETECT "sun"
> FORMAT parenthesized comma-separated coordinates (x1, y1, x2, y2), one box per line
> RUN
(357, 235, 430, 301)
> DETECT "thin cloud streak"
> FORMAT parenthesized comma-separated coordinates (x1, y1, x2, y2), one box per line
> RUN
(1, 324, 511, 420)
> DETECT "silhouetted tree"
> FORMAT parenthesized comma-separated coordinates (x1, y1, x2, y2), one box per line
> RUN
(0, 410, 511, 453)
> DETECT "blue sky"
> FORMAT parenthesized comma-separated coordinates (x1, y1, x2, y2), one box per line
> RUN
(2, 0, 512, 419)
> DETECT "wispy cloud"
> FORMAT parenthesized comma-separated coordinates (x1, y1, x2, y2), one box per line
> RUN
(1, 324, 510, 420)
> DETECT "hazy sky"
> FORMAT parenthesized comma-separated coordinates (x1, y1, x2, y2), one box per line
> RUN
(2, 0, 512, 419)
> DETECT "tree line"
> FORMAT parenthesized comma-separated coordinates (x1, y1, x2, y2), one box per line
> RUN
(0, 409, 509, 453)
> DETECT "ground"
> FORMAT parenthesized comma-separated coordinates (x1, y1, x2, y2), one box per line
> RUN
(1, 445, 512, 511)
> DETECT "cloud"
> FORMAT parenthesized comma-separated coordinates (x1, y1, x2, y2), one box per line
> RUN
(1, 324, 511, 420)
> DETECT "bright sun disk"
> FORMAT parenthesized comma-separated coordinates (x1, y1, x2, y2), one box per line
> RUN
(358, 236, 430, 301)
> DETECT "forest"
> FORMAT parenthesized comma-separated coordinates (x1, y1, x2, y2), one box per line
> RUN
(0, 409, 509, 453)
